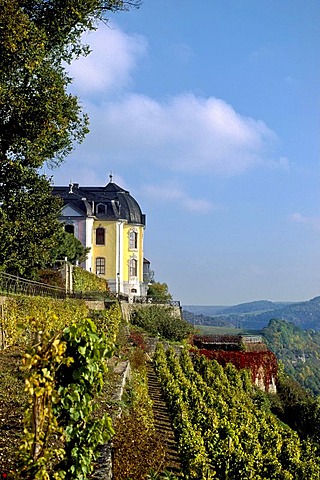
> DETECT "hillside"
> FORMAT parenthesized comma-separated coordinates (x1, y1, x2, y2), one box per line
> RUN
(262, 318, 320, 396)
(183, 297, 320, 331)
(154, 343, 320, 479)
(183, 300, 291, 316)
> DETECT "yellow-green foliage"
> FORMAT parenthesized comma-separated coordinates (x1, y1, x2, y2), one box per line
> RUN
(90, 303, 122, 346)
(73, 266, 108, 293)
(3, 295, 88, 347)
(16, 304, 122, 478)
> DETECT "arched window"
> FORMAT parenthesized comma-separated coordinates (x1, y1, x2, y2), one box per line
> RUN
(96, 257, 105, 275)
(65, 224, 74, 235)
(97, 204, 106, 215)
(129, 230, 138, 249)
(129, 258, 138, 277)
(96, 227, 105, 245)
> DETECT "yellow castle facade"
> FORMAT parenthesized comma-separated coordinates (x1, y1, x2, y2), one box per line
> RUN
(53, 177, 147, 297)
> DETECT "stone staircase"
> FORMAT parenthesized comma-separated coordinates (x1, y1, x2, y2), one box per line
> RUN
(146, 362, 181, 476)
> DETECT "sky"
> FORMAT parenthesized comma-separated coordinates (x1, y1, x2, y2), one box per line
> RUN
(49, 0, 320, 306)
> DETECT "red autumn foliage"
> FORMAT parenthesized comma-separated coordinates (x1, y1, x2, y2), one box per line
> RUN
(129, 331, 146, 350)
(192, 348, 278, 391)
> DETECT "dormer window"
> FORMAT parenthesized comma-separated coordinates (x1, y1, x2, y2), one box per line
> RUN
(96, 227, 105, 245)
(129, 230, 138, 249)
(65, 224, 74, 235)
(97, 204, 106, 215)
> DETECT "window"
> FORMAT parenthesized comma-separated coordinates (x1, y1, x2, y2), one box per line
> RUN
(96, 257, 105, 275)
(97, 204, 106, 215)
(65, 224, 74, 234)
(129, 258, 138, 277)
(96, 227, 105, 245)
(129, 230, 138, 249)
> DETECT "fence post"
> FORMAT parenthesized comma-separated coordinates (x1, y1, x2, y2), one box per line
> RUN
(0, 301, 6, 350)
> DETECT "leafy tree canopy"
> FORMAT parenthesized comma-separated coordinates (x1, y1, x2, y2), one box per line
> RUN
(263, 318, 320, 396)
(0, 0, 139, 276)
(147, 282, 172, 302)
(0, 171, 63, 276)
(50, 231, 91, 266)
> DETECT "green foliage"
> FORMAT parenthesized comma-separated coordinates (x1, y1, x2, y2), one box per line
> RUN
(147, 282, 172, 302)
(54, 318, 114, 479)
(73, 266, 109, 293)
(0, 0, 139, 276)
(131, 305, 194, 342)
(50, 231, 90, 266)
(18, 332, 68, 480)
(17, 304, 121, 479)
(269, 371, 320, 443)
(263, 318, 320, 395)
(154, 343, 320, 479)
(37, 269, 65, 288)
(3, 295, 88, 348)
(0, 170, 65, 277)
(89, 303, 122, 345)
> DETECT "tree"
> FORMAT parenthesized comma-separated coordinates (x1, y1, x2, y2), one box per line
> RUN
(147, 282, 173, 302)
(0, 0, 140, 276)
(0, 171, 65, 276)
(50, 231, 91, 266)
(131, 304, 193, 341)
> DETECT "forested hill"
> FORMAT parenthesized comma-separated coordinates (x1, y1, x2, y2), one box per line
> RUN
(183, 300, 285, 316)
(183, 296, 320, 331)
(262, 319, 320, 396)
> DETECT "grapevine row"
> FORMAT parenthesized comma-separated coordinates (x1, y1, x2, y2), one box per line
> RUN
(153, 343, 320, 480)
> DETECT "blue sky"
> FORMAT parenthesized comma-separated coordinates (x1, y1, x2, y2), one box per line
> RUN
(49, 0, 320, 305)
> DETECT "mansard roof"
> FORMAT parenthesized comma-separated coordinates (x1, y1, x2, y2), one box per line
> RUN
(52, 180, 146, 226)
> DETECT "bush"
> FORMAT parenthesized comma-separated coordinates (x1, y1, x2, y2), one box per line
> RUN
(73, 266, 109, 293)
(131, 305, 194, 342)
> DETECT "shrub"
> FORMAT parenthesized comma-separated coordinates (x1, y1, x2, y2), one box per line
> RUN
(73, 266, 109, 293)
(131, 305, 194, 342)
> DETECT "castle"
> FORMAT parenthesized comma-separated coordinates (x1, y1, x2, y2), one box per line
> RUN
(53, 176, 148, 298)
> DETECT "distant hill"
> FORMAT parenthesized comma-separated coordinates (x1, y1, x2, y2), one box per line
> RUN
(218, 300, 280, 315)
(183, 305, 227, 316)
(253, 296, 320, 330)
(182, 309, 233, 327)
(183, 297, 320, 331)
(183, 300, 292, 317)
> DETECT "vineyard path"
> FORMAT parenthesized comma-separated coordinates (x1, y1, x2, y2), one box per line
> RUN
(146, 360, 181, 476)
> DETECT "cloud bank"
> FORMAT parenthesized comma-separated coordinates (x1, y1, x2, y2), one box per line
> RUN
(66, 25, 279, 177)
(69, 26, 148, 97)
(88, 92, 277, 175)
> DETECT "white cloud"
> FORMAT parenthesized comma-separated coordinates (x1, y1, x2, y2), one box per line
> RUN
(68, 24, 148, 97)
(83, 92, 277, 176)
(290, 212, 320, 232)
(141, 183, 214, 213)
(55, 24, 281, 183)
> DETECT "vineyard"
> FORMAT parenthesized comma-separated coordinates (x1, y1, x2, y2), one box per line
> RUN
(154, 343, 320, 479)
(1, 293, 320, 479)
(0, 294, 121, 479)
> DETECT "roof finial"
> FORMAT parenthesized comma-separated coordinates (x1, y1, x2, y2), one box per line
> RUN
(109, 172, 113, 183)
(68, 181, 73, 194)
